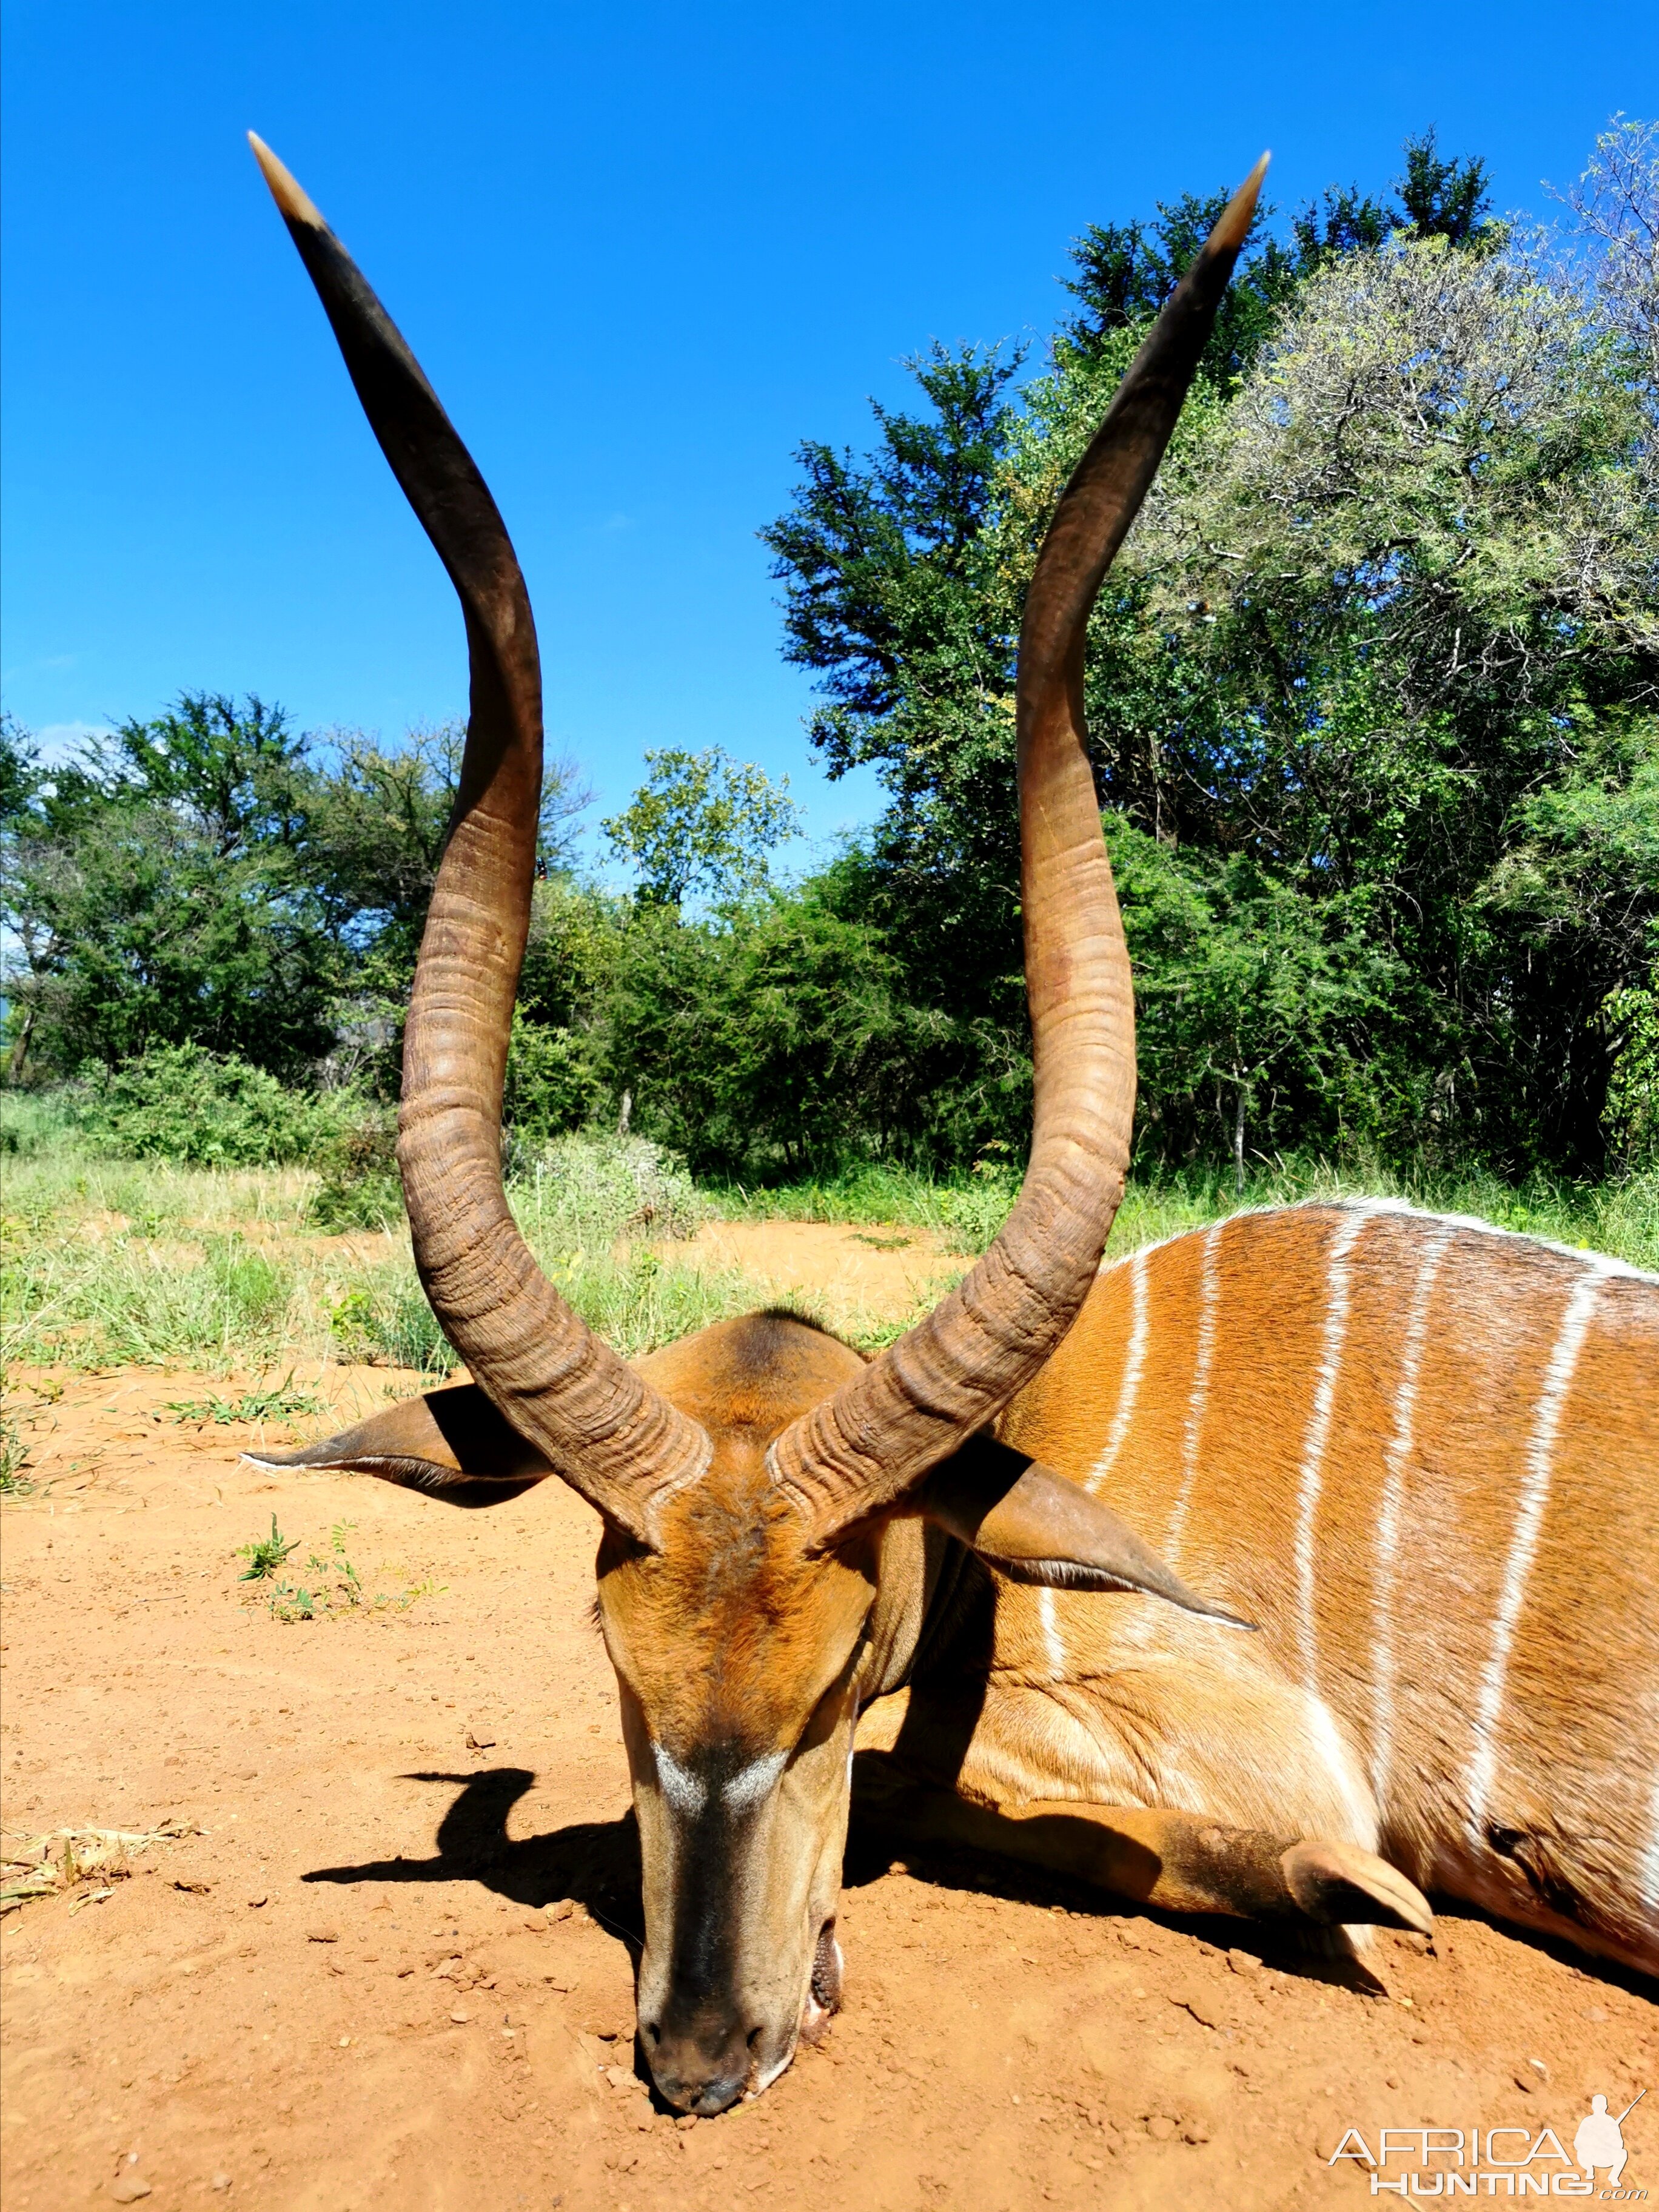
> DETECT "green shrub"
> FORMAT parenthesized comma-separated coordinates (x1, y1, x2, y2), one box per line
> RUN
(328, 1279, 458, 1374)
(309, 1109, 404, 1231)
(503, 1010, 608, 1145)
(511, 1129, 702, 1249)
(72, 1046, 360, 1168)
(0, 1090, 79, 1158)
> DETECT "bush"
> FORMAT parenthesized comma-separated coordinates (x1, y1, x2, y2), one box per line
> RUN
(502, 1010, 608, 1146)
(0, 1089, 78, 1158)
(309, 1108, 404, 1231)
(71, 1045, 364, 1169)
(329, 1277, 457, 1374)
(511, 1129, 702, 1249)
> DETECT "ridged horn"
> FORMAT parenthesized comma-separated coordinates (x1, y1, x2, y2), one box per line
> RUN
(249, 133, 709, 1547)
(769, 158, 1270, 1545)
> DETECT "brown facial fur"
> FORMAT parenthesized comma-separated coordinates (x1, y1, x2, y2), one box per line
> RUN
(595, 1316, 881, 2113)
(604, 1313, 876, 1756)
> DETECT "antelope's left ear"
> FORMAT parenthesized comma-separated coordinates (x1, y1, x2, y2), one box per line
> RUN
(243, 1383, 554, 1509)
(918, 1436, 1256, 1629)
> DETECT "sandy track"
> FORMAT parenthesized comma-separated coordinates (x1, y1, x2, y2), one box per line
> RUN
(2, 1359, 1654, 2211)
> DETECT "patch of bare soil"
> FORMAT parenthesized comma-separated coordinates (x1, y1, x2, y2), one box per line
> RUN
(2, 1351, 1654, 2212)
(656, 1219, 962, 1320)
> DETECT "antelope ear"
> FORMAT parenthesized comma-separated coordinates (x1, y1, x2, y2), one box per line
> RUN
(243, 1384, 554, 1509)
(918, 1436, 1256, 1629)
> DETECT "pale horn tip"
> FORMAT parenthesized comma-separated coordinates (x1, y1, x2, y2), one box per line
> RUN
(1206, 152, 1271, 257)
(247, 132, 327, 230)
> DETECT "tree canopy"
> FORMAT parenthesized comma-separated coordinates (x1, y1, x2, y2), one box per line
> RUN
(5, 121, 1654, 1186)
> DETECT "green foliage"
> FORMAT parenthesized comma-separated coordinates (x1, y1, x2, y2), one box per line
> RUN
(757, 121, 1658, 1182)
(166, 1376, 325, 1425)
(710, 1158, 1021, 1254)
(2, 1212, 300, 1371)
(1107, 820, 1404, 1180)
(603, 873, 943, 1177)
(602, 746, 802, 907)
(503, 1009, 608, 1151)
(0, 1088, 76, 1158)
(238, 1518, 444, 1623)
(72, 1044, 363, 1168)
(1604, 976, 1659, 1168)
(235, 1515, 300, 1581)
(0, 1410, 33, 1498)
(512, 1129, 702, 1247)
(0, 698, 588, 1088)
(328, 1279, 457, 1375)
(4, 694, 341, 1077)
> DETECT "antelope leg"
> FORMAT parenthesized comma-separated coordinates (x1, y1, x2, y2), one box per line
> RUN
(852, 1755, 1431, 1934)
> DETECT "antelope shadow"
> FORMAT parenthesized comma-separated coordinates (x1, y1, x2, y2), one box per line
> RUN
(302, 1767, 646, 1953)
(301, 1761, 1385, 1992)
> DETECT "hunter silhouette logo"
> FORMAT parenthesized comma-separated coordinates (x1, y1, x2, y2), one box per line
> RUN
(1576, 2095, 1646, 2192)
(1327, 2087, 1647, 2197)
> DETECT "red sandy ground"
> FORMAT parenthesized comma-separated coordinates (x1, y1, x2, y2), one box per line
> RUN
(2, 1353, 1654, 2212)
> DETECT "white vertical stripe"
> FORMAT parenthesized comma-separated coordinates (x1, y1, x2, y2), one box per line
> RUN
(1163, 1223, 1221, 1567)
(1307, 1692, 1379, 1849)
(1370, 1225, 1455, 1804)
(1640, 1752, 1659, 1918)
(1294, 1211, 1367, 1691)
(1037, 1587, 1065, 1681)
(1085, 1247, 1148, 1496)
(1466, 1268, 1606, 1845)
(1638, 1753, 1659, 1918)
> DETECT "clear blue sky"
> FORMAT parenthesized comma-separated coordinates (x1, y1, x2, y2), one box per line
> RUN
(4, 0, 1653, 870)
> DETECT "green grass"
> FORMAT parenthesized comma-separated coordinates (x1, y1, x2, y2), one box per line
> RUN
(233, 1514, 443, 1622)
(715, 1154, 1659, 1272)
(0, 1129, 803, 1374)
(706, 1161, 1021, 1254)
(2, 1124, 1651, 1385)
(168, 1376, 327, 1425)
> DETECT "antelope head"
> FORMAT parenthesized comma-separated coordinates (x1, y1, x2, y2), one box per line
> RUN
(247, 138, 1265, 2114)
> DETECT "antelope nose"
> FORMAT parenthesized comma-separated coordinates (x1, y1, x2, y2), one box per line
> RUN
(640, 2012, 759, 2116)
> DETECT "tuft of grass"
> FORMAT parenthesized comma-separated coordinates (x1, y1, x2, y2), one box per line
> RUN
(167, 1374, 326, 1426)
(236, 1515, 300, 1581)
(0, 1413, 33, 1497)
(0, 1818, 199, 1917)
(238, 1518, 444, 1622)
(512, 1129, 704, 1247)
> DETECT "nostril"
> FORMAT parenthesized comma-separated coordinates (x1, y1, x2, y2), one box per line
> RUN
(643, 2020, 661, 2046)
(746, 2025, 763, 2051)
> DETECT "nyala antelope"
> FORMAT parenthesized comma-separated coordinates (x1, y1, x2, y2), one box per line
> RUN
(246, 136, 1659, 2115)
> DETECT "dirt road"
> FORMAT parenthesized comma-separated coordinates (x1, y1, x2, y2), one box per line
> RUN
(2, 1332, 1654, 2211)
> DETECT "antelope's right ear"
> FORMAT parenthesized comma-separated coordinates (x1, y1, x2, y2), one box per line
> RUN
(917, 1434, 1256, 1629)
(243, 1384, 554, 1509)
